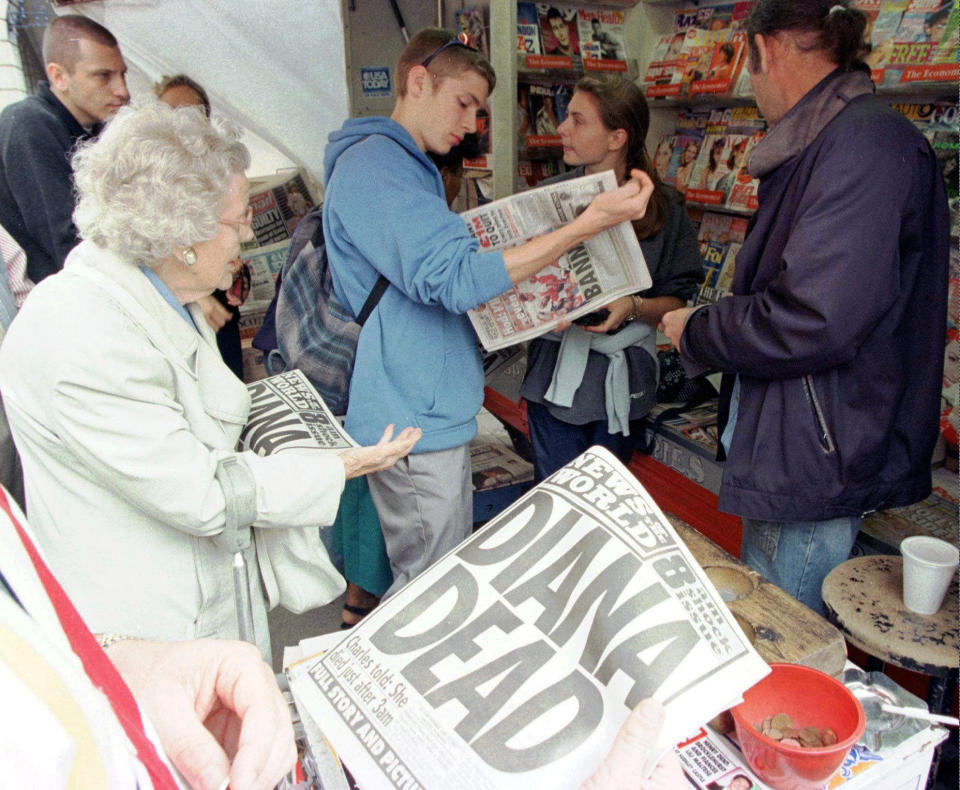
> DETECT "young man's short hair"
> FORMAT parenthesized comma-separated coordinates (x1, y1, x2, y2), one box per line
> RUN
(396, 28, 496, 97)
(42, 14, 119, 71)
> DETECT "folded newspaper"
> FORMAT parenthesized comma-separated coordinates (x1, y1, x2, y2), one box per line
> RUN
(463, 171, 652, 352)
(238, 369, 357, 454)
(287, 446, 769, 789)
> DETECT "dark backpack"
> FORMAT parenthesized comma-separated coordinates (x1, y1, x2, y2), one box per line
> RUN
(255, 204, 388, 416)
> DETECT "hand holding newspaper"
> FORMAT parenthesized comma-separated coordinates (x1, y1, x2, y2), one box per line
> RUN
(238, 369, 420, 479)
(239, 369, 358, 455)
(288, 446, 769, 789)
(463, 171, 652, 351)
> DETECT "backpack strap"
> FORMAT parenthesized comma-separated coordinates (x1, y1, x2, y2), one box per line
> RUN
(356, 275, 389, 327)
(296, 205, 386, 328)
(303, 212, 325, 258)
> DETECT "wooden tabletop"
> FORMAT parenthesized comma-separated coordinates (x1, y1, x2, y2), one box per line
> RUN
(822, 555, 959, 677)
(670, 516, 848, 677)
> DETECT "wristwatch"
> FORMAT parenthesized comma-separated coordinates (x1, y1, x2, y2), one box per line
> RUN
(625, 294, 643, 322)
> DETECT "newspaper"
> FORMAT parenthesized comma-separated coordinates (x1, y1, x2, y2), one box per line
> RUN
(463, 171, 651, 351)
(245, 168, 320, 249)
(238, 369, 357, 455)
(470, 440, 534, 491)
(577, 8, 626, 63)
(241, 239, 290, 309)
(676, 726, 768, 789)
(288, 446, 769, 789)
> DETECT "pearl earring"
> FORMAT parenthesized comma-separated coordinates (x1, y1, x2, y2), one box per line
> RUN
(183, 247, 198, 266)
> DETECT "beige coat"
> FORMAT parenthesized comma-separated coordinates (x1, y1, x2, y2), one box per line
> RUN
(0, 241, 345, 656)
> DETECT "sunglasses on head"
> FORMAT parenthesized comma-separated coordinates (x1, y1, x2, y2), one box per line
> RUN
(421, 36, 479, 69)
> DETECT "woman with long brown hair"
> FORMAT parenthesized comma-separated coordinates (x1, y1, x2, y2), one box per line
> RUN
(520, 74, 702, 480)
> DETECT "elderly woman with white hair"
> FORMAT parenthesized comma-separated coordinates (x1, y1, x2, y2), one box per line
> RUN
(0, 101, 420, 658)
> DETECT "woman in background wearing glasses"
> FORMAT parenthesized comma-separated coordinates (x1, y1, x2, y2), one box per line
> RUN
(0, 101, 421, 659)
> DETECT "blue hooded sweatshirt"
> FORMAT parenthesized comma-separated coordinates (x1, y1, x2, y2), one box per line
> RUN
(323, 116, 513, 451)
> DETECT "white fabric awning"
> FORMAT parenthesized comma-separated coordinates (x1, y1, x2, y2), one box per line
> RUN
(67, 0, 350, 182)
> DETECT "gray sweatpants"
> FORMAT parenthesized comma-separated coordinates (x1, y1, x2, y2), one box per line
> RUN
(367, 444, 472, 598)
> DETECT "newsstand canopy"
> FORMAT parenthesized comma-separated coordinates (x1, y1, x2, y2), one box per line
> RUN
(66, 0, 350, 181)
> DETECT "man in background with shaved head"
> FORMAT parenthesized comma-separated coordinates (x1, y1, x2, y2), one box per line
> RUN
(0, 14, 128, 283)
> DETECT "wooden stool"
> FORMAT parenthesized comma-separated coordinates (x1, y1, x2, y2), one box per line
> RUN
(822, 555, 958, 711)
(822, 555, 958, 787)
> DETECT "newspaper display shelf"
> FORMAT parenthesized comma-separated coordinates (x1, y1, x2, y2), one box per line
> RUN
(631, 448, 742, 555)
(484, 371, 957, 723)
(469, 438, 535, 524)
(857, 467, 959, 555)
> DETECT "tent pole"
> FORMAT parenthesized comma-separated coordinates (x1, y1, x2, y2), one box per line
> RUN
(388, 0, 410, 43)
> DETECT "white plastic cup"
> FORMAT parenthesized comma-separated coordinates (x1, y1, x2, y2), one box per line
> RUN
(900, 536, 959, 615)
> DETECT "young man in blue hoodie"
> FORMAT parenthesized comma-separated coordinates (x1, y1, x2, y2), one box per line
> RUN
(324, 28, 654, 596)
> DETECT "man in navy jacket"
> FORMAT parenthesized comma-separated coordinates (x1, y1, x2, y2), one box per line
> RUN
(662, 0, 949, 611)
(0, 15, 128, 283)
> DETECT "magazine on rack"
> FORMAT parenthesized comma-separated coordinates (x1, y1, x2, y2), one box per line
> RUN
(526, 83, 562, 137)
(462, 171, 651, 351)
(470, 440, 534, 491)
(517, 2, 542, 53)
(577, 8, 626, 62)
(695, 212, 748, 305)
(537, 3, 580, 60)
(287, 446, 770, 790)
(690, 33, 746, 95)
(456, 6, 488, 58)
(246, 168, 319, 249)
(643, 33, 688, 97)
(238, 369, 357, 455)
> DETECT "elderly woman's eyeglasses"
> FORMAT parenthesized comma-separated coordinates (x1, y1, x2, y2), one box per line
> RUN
(219, 205, 254, 231)
(421, 37, 478, 69)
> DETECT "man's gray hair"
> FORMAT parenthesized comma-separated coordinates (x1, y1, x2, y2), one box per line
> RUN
(72, 99, 250, 264)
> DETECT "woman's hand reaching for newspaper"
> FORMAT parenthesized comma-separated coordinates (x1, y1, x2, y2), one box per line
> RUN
(340, 425, 422, 479)
(580, 699, 684, 790)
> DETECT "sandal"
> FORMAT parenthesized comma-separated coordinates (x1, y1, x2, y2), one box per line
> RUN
(340, 602, 374, 629)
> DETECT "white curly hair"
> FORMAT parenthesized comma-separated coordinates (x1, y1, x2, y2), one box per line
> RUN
(72, 98, 251, 265)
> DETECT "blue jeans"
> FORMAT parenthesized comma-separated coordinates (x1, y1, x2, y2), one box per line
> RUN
(526, 400, 637, 482)
(740, 516, 861, 612)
